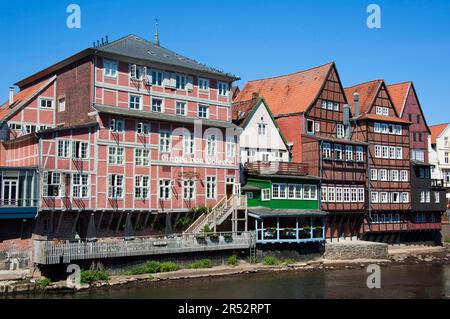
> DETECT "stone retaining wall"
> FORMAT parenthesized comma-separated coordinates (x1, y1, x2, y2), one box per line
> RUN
(324, 241, 388, 260)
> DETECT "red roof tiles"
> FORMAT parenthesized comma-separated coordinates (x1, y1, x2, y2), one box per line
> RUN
(235, 62, 334, 115)
(344, 80, 383, 116)
(232, 96, 260, 128)
(387, 82, 411, 116)
(430, 123, 449, 144)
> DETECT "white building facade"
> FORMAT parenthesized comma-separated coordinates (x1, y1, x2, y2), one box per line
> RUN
(429, 123, 450, 201)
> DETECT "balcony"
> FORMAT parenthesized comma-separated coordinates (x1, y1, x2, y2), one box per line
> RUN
(431, 179, 445, 188)
(244, 161, 309, 177)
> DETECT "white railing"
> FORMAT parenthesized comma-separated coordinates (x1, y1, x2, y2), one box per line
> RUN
(33, 231, 256, 265)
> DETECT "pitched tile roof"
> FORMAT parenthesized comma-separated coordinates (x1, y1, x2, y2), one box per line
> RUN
(232, 96, 260, 128)
(360, 113, 411, 124)
(344, 80, 383, 116)
(235, 62, 334, 115)
(430, 123, 449, 144)
(0, 77, 56, 121)
(386, 82, 411, 116)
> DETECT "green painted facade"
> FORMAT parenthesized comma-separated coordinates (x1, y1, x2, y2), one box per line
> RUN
(244, 177, 320, 210)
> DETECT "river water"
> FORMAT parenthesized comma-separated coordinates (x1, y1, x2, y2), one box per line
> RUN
(31, 264, 450, 299)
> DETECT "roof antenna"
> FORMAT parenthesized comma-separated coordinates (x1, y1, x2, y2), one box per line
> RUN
(154, 18, 160, 47)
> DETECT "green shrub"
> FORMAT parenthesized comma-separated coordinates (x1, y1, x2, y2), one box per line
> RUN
(248, 256, 258, 264)
(262, 256, 280, 266)
(203, 225, 213, 234)
(159, 262, 180, 272)
(284, 258, 296, 266)
(188, 259, 212, 269)
(36, 277, 51, 287)
(444, 237, 450, 243)
(227, 255, 238, 267)
(80, 269, 109, 284)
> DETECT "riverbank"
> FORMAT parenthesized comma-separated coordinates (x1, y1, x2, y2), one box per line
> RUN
(2, 244, 449, 296)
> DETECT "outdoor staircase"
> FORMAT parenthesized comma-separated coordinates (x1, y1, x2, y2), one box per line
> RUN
(185, 196, 235, 234)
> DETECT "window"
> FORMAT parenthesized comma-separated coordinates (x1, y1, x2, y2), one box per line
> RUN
(183, 133, 194, 155)
(206, 176, 217, 199)
(135, 149, 150, 166)
(198, 78, 210, 91)
(24, 124, 36, 134)
(374, 123, 382, 133)
(159, 179, 172, 200)
(417, 115, 421, 124)
(335, 188, 343, 202)
(321, 186, 328, 202)
(392, 192, 400, 203)
(400, 170, 408, 182)
(400, 192, 409, 203)
(376, 106, 383, 115)
(382, 108, 389, 116)
(411, 150, 425, 162)
(333, 103, 339, 111)
(420, 191, 426, 203)
(108, 147, 124, 165)
(176, 102, 187, 116)
(389, 146, 396, 159)
(226, 136, 236, 158)
(370, 169, 378, 181)
(306, 120, 315, 134)
(334, 144, 343, 160)
(380, 192, 389, 203)
(72, 141, 89, 159)
(159, 131, 171, 153)
(261, 153, 270, 162)
(9, 123, 22, 130)
(356, 146, 364, 162)
(418, 133, 422, 142)
(391, 170, 399, 182)
(328, 187, 335, 202)
(379, 169, 388, 181)
(358, 188, 365, 203)
(322, 143, 331, 159)
(371, 192, 379, 203)
(135, 176, 150, 199)
(394, 125, 402, 135)
(336, 124, 345, 138)
(445, 152, 449, 164)
(435, 191, 440, 203)
(321, 101, 327, 109)
(43, 172, 62, 197)
(152, 98, 163, 112)
(343, 188, 351, 202)
(415, 213, 426, 223)
(130, 64, 143, 80)
(72, 173, 89, 198)
(58, 140, 70, 158)
(445, 137, 449, 147)
(381, 146, 389, 158)
(218, 82, 229, 96)
(108, 175, 124, 199)
(375, 145, 381, 158)
(176, 74, 187, 90)
(103, 59, 118, 78)
(183, 180, 195, 200)
(129, 95, 142, 110)
(261, 189, 270, 201)
(413, 132, 417, 142)
(258, 123, 267, 136)
(39, 98, 53, 109)
(303, 185, 317, 200)
(327, 101, 333, 110)
(59, 98, 66, 112)
(351, 188, 358, 202)
(109, 118, 124, 133)
(345, 145, 353, 161)
(272, 184, 287, 199)
(426, 191, 431, 203)
(207, 135, 216, 156)
(396, 147, 403, 159)
(198, 105, 209, 119)
(152, 70, 163, 86)
(136, 122, 150, 135)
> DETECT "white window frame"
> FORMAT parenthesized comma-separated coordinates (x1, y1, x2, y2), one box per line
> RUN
(183, 133, 195, 156)
(108, 146, 124, 165)
(198, 105, 209, 119)
(159, 130, 172, 153)
(57, 140, 71, 158)
(129, 95, 142, 110)
(135, 149, 150, 166)
(183, 180, 196, 200)
(176, 101, 187, 116)
(322, 143, 331, 159)
(261, 189, 270, 201)
(198, 78, 210, 91)
(109, 118, 124, 133)
(108, 174, 124, 199)
(206, 176, 217, 199)
(136, 122, 150, 135)
(152, 98, 163, 113)
(218, 82, 229, 97)
(103, 59, 118, 78)
(39, 98, 54, 109)
(72, 141, 89, 160)
(337, 124, 345, 138)
(356, 146, 364, 162)
(72, 173, 90, 199)
(135, 175, 150, 199)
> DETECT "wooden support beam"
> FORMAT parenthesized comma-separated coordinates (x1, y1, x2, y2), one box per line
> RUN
(96, 212, 104, 232)
(56, 211, 64, 234)
(115, 212, 124, 233)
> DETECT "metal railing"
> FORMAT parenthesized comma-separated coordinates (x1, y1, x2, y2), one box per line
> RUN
(244, 161, 309, 176)
(33, 231, 256, 265)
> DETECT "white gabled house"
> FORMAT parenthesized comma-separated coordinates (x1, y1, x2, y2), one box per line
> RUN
(232, 97, 290, 164)
(429, 123, 450, 202)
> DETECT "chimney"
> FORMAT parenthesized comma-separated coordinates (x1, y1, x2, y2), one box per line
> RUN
(353, 92, 360, 117)
(9, 87, 14, 106)
(343, 104, 350, 125)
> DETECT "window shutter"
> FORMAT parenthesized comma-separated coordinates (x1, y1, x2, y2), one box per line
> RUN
(186, 76, 194, 91)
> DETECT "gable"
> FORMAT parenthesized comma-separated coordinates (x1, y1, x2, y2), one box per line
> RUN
(368, 83, 399, 117)
(240, 100, 288, 151)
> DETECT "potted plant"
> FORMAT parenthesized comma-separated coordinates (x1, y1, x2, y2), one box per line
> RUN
(264, 227, 277, 239)
(195, 233, 207, 243)
(208, 233, 220, 242)
(313, 226, 323, 238)
(223, 233, 233, 242)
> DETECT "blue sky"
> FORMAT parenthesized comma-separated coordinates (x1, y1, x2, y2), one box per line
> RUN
(1, 0, 449, 125)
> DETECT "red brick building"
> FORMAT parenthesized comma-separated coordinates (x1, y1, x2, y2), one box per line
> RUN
(0, 34, 241, 247)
